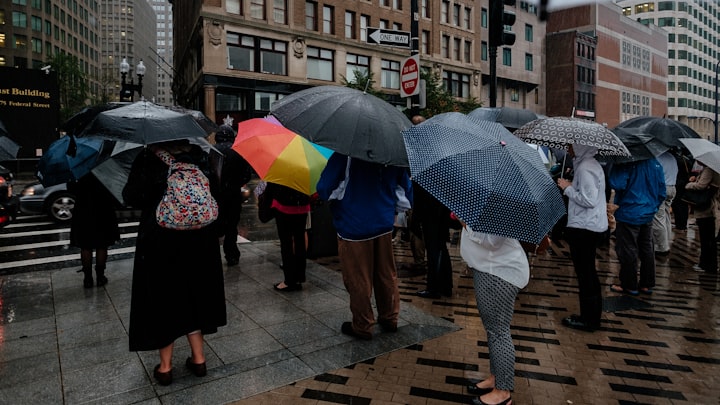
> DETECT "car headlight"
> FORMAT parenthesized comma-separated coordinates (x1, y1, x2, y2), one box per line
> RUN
(21, 185, 43, 197)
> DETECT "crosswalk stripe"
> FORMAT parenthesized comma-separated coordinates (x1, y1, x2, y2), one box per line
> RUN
(0, 222, 138, 238)
(0, 232, 138, 253)
(0, 246, 136, 270)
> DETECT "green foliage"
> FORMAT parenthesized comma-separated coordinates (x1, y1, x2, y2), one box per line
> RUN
(415, 69, 481, 119)
(341, 69, 386, 99)
(47, 53, 89, 122)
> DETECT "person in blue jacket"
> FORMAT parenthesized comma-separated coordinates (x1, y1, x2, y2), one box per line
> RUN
(317, 154, 412, 340)
(608, 158, 666, 295)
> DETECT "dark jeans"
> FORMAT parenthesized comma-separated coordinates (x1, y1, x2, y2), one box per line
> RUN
(671, 190, 690, 229)
(565, 227, 602, 327)
(422, 217, 452, 295)
(614, 221, 655, 291)
(696, 216, 717, 271)
(275, 211, 308, 285)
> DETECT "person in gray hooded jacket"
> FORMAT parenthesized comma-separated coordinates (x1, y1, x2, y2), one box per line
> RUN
(557, 144, 608, 331)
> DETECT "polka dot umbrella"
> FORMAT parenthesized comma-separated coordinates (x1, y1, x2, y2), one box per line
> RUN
(514, 117, 631, 157)
(402, 112, 566, 244)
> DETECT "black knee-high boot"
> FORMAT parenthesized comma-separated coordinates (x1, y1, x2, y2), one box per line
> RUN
(96, 266, 108, 287)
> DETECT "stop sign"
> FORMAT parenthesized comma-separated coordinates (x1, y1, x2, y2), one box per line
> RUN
(400, 55, 420, 98)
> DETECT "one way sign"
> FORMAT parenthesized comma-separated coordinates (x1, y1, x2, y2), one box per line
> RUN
(367, 28, 410, 48)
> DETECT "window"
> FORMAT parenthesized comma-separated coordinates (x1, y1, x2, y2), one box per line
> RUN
(227, 0, 240, 14)
(31, 37, 41, 53)
(453, 38, 461, 60)
(525, 24, 533, 42)
(32, 16, 42, 31)
(464, 41, 471, 63)
(381, 59, 400, 89)
(307, 46, 333, 81)
(380, 0, 389, 6)
(481, 8, 487, 28)
(273, 0, 286, 24)
(443, 70, 469, 97)
(441, 0, 449, 23)
(421, 0, 429, 18)
(453, 4, 460, 26)
(436, 34, 450, 58)
(14, 34, 27, 50)
(250, 0, 265, 19)
(13, 11, 27, 28)
(502, 48, 511, 66)
(481, 41, 487, 61)
(510, 88, 519, 102)
(464, 7, 471, 29)
(393, 22, 402, 30)
(255, 92, 283, 110)
(525, 53, 533, 71)
(421, 30, 429, 54)
(345, 11, 355, 39)
(323, 6, 334, 34)
(305, 1, 317, 31)
(393, 0, 402, 10)
(360, 15, 369, 42)
(346, 53, 369, 83)
(379, 19, 388, 29)
(227, 33, 287, 75)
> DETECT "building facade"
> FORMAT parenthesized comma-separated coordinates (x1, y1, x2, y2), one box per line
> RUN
(151, 0, 173, 105)
(99, 0, 157, 102)
(617, 0, 720, 140)
(0, 0, 102, 100)
(170, 0, 546, 125)
(546, 1, 667, 128)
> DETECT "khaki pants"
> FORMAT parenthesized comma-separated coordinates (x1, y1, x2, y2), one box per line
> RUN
(338, 233, 400, 337)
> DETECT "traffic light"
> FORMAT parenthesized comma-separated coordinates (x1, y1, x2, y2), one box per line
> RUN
(489, 0, 516, 48)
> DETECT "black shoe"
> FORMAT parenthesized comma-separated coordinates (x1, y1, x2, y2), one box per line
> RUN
(466, 382, 493, 396)
(562, 315, 599, 332)
(378, 320, 398, 333)
(185, 357, 207, 377)
(83, 276, 94, 289)
(274, 282, 302, 292)
(153, 365, 173, 386)
(416, 290, 441, 299)
(226, 257, 239, 266)
(341, 321, 372, 340)
(96, 276, 108, 287)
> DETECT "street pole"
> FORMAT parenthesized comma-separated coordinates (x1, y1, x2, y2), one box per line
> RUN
(715, 60, 718, 144)
(489, 46, 497, 107)
(410, 0, 420, 117)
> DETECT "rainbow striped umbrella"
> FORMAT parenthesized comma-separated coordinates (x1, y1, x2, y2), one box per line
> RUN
(232, 118, 334, 195)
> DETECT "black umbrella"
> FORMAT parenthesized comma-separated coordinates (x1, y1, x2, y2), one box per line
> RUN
(0, 121, 20, 161)
(403, 112, 565, 244)
(79, 100, 207, 144)
(270, 85, 412, 166)
(164, 105, 220, 135)
(608, 127, 669, 163)
(61, 103, 129, 135)
(615, 116, 700, 149)
(467, 107, 538, 131)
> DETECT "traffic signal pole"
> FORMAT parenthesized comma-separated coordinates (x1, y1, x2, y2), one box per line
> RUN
(488, 0, 516, 108)
(489, 46, 498, 108)
(410, 0, 420, 116)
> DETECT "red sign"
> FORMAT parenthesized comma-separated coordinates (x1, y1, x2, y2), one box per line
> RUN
(400, 55, 420, 98)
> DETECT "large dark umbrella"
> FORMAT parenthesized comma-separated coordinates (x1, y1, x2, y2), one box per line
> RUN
(79, 100, 207, 144)
(164, 105, 220, 135)
(467, 107, 538, 131)
(270, 85, 412, 166)
(61, 102, 129, 135)
(615, 116, 700, 149)
(403, 112, 565, 244)
(608, 127, 669, 163)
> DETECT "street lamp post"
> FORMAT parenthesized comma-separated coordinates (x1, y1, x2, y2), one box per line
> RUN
(119, 57, 146, 102)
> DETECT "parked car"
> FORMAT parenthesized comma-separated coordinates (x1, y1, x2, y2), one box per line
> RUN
(19, 182, 76, 222)
(0, 164, 19, 227)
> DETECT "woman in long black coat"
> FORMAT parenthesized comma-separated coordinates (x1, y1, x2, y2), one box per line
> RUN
(69, 173, 120, 288)
(123, 140, 226, 386)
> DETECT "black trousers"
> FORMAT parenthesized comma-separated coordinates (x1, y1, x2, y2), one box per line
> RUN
(614, 221, 655, 291)
(421, 217, 452, 295)
(696, 216, 717, 271)
(565, 227, 602, 327)
(275, 211, 308, 285)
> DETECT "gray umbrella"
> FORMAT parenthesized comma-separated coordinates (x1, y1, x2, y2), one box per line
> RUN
(403, 112, 565, 244)
(467, 107, 538, 131)
(679, 138, 720, 174)
(515, 117, 631, 157)
(79, 100, 207, 144)
(271, 86, 411, 166)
